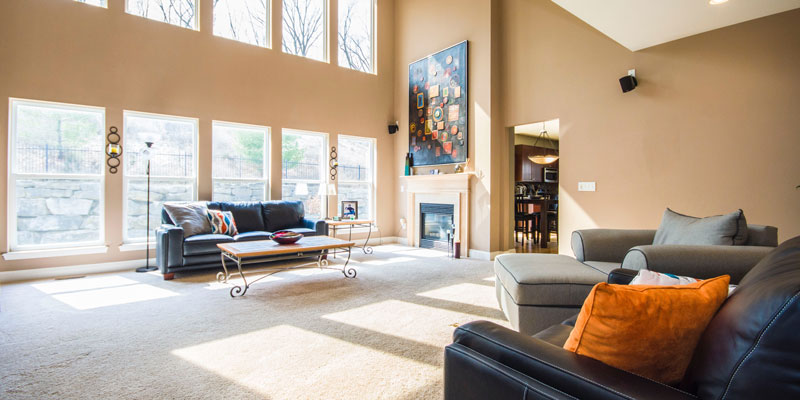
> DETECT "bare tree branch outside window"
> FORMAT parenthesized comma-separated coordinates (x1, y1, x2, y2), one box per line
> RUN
(338, 0, 373, 73)
(213, 0, 268, 47)
(127, 0, 197, 30)
(282, 0, 325, 61)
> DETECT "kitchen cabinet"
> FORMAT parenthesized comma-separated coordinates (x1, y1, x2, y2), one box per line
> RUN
(515, 145, 558, 182)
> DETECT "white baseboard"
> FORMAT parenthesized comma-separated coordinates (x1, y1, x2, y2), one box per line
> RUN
(0, 258, 157, 283)
(469, 248, 516, 261)
(395, 237, 409, 246)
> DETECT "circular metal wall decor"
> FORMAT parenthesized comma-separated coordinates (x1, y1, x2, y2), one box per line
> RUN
(106, 126, 123, 174)
(329, 146, 338, 181)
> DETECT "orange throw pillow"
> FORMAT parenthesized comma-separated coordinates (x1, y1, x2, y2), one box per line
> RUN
(563, 275, 730, 385)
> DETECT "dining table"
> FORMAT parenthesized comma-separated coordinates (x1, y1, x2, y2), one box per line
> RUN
(516, 197, 557, 248)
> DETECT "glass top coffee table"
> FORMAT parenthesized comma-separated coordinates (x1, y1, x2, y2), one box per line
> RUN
(217, 236, 356, 297)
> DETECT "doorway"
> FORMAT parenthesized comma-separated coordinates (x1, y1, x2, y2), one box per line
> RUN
(512, 119, 559, 254)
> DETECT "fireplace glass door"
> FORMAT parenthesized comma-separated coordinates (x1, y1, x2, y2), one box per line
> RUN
(420, 203, 454, 250)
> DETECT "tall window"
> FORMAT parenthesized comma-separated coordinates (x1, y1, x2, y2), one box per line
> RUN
(338, 0, 374, 73)
(212, 121, 269, 202)
(126, 0, 198, 30)
(281, 129, 326, 218)
(282, 0, 327, 61)
(123, 111, 198, 242)
(8, 99, 105, 250)
(76, 0, 107, 7)
(214, 0, 269, 47)
(337, 136, 374, 220)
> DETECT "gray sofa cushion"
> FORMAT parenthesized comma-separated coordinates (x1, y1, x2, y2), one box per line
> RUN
(494, 254, 607, 306)
(163, 202, 213, 238)
(184, 233, 233, 256)
(653, 208, 748, 246)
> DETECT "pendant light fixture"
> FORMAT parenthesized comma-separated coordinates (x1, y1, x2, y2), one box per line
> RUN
(528, 121, 559, 164)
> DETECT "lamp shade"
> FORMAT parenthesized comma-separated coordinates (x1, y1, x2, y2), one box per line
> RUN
(318, 182, 337, 196)
(528, 154, 559, 164)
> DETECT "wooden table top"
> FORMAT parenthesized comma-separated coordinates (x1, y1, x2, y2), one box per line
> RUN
(326, 219, 373, 226)
(217, 236, 355, 258)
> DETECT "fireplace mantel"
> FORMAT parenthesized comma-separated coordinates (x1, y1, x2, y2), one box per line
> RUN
(401, 173, 475, 256)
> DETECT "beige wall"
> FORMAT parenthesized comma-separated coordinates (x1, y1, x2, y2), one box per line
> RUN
(0, 0, 396, 272)
(393, 0, 501, 254)
(500, 1, 800, 254)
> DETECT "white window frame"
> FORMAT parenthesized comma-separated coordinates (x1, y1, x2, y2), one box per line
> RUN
(281, 0, 329, 62)
(281, 128, 328, 218)
(125, 0, 200, 31)
(122, 110, 199, 244)
(337, 0, 376, 74)
(213, 0, 271, 48)
(7, 98, 106, 252)
(336, 134, 375, 221)
(212, 120, 270, 202)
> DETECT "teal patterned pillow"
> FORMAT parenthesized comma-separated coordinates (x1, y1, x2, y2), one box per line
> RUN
(206, 210, 238, 236)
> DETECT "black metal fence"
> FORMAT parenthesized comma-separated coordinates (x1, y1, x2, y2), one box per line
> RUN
(15, 146, 101, 174)
(16, 146, 369, 180)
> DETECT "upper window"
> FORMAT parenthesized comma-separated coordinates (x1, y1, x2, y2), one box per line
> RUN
(212, 121, 270, 202)
(8, 99, 105, 250)
(281, 129, 326, 219)
(282, 0, 327, 62)
(214, 0, 269, 47)
(75, 0, 107, 7)
(337, 135, 374, 220)
(338, 0, 374, 73)
(126, 0, 199, 30)
(123, 111, 198, 242)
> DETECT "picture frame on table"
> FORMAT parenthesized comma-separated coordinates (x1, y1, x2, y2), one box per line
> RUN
(341, 201, 358, 220)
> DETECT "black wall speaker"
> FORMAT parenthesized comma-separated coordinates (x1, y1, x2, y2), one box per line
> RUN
(619, 75, 638, 93)
(388, 121, 399, 134)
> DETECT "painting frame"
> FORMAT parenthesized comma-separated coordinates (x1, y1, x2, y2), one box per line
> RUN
(408, 40, 468, 167)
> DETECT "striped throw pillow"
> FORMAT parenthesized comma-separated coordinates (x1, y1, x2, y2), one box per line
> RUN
(206, 210, 239, 236)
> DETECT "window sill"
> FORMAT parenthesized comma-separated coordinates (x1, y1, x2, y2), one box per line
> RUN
(119, 242, 157, 252)
(2, 245, 109, 261)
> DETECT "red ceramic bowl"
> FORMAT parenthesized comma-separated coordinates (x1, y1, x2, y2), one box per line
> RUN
(270, 231, 303, 244)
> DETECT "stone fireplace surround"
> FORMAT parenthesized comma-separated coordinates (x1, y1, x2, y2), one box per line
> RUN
(401, 173, 474, 257)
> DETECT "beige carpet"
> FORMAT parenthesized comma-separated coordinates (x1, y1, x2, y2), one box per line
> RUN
(0, 245, 509, 399)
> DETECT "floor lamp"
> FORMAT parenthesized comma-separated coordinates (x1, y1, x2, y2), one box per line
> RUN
(136, 141, 157, 273)
(318, 182, 337, 219)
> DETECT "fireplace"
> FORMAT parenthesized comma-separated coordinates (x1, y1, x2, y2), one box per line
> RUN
(419, 203, 455, 250)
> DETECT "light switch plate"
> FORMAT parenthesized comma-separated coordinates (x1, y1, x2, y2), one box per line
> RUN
(578, 182, 596, 192)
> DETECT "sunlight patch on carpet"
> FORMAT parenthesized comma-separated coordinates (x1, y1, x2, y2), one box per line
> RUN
(171, 324, 439, 399)
(357, 256, 417, 266)
(32, 276, 139, 294)
(322, 299, 493, 347)
(51, 284, 179, 310)
(416, 283, 498, 310)
(203, 275, 282, 290)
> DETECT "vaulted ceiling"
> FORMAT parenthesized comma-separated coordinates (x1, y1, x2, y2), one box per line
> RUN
(552, 0, 800, 51)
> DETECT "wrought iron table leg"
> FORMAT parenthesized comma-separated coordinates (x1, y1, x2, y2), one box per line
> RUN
(217, 253, 230, 283)
(332, 225, 337, 259)
(363, 224, 374, 255)
(230, 256, 248, 297)
(342, 246, 357, 278)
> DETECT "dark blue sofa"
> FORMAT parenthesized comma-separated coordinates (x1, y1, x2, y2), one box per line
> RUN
(156, 200, 327, 279)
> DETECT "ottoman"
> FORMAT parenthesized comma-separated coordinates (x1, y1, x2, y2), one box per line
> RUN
(494, 254, 608, 335)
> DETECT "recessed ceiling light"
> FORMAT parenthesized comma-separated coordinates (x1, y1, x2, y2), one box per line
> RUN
(709, 0, 729, 5)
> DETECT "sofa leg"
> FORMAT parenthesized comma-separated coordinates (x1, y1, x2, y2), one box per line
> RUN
(163, 273, 175, 281)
